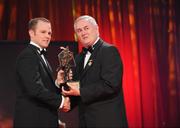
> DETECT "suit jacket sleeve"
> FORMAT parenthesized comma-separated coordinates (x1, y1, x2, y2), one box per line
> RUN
(16, 52, 61, 109)
(80, 46, 123, 104)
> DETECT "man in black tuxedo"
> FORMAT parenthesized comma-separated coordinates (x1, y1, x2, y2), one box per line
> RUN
(13, 17, 70, 127)
(61, 15, 128, 127)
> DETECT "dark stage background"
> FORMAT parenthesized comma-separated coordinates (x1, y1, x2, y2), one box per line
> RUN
(0, 41, 79, 127)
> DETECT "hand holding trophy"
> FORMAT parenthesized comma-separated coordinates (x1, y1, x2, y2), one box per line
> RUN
(56, 46, 76, 90)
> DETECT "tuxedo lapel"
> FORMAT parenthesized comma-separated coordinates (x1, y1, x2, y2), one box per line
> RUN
(78, 54, 85, 74)
(43, 56, 53, 76)
(80, 40, 103, 79)
(29, 44, 54, 79)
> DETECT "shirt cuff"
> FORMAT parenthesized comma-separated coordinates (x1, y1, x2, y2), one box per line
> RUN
(59, 95, 65, 108)
(55, 79, 60, 88)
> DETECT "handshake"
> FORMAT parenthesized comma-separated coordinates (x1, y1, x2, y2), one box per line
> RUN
(56, 69, 80, 112)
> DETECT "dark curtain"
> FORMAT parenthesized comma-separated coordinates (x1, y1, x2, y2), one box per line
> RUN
(0, 0, 179, 127)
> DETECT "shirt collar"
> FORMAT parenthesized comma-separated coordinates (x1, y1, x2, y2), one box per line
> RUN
(92, 37, 100, 49)
(30, 41, 46, 51)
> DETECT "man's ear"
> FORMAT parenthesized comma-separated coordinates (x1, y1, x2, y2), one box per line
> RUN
(29, 29, 34, 37)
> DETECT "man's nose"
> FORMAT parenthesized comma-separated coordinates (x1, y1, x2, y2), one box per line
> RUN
(81, 30, 87, 35)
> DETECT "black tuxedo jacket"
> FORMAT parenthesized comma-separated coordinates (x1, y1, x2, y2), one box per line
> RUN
(14, 44, 61, 127)
(73, 39, 128, 127)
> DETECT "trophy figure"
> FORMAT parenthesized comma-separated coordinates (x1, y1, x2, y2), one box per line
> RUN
(57, 46, 76, 90)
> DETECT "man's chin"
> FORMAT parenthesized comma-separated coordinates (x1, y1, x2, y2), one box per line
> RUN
(43, 43, 50, 48)
(81, 41, 91, 47)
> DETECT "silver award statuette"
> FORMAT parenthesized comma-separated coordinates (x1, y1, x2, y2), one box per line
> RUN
(57, 46, 76, 90)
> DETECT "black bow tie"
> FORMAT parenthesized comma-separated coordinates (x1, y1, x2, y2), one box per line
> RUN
(82, 47, 93, 54)
(39, 49, 47, 56)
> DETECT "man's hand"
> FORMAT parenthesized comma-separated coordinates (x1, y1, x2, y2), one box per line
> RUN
(56, 69, 73, 86)
(62, 82, 80, 96)
(56, 70, 65, 86)
(60, 97, 70, 112)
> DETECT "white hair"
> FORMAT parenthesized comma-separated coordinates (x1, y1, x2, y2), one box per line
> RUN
(74, 15, 98, 30)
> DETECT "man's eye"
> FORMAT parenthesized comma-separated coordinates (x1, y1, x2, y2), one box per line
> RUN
(84, 27, 89, 30)
(76, 29, 82, 33)
(41, 31, 46, 34)
(48, 32, 52, 35)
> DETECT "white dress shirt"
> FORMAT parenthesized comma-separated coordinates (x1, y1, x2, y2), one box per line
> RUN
(84, 37, 100, 68)
(30, 41, 48, 66)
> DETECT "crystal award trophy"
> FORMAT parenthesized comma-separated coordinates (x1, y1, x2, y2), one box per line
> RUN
(57, 46, 76, 90)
